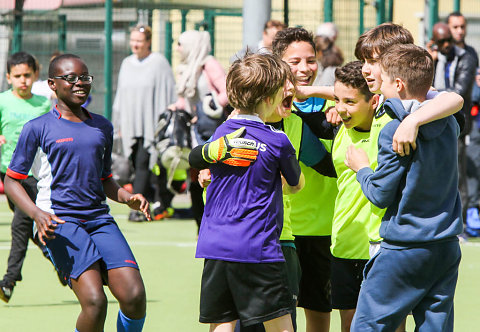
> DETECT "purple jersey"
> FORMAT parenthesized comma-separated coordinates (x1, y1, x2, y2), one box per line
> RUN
(196, 115, 299, 263)
(7, 107, 113, 220)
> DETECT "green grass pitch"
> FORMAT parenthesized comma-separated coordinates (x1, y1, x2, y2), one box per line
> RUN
(0, 196, 479, 331)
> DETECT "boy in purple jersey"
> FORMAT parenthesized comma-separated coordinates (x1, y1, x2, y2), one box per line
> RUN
(4, 54, 150, 332)
(189, 53, 305, 332)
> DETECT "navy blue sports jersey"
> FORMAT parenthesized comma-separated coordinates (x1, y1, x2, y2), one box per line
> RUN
(7, 107, 113, 220)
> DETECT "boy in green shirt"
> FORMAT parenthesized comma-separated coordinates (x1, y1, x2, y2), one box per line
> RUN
(330, 61, 380, 332)
(272, 28, 338, 332)
(0, 52, 51, 303)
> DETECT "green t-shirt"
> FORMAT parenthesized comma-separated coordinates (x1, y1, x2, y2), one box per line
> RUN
(331, 124, 378, 259)
(279, 113, 303, 241)
(0, 90, 50, 173)
(290, 151, 338, 236)
(366, 99, 394, 241)
(290, 99, 338, 236)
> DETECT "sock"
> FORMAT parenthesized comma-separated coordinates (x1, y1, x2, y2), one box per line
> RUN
(117, 309, 146, 332)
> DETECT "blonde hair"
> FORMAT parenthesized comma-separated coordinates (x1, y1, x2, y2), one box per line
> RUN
(227, 53, 294, 112)
(130, 25, 152, 41)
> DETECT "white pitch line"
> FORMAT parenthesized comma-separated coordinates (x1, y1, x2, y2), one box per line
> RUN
(0, 240, 197, 250)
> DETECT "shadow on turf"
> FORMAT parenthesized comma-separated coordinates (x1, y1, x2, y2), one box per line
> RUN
(5, 299, 160, 308)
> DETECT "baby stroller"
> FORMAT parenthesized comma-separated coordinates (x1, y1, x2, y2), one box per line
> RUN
(153, 109, 193, 219)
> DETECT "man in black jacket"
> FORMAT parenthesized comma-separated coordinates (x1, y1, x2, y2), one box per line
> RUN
(428, 22, 477, 226)
(446, 12, 480, 235)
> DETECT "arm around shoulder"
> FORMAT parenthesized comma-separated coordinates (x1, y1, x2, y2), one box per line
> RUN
(392, 92, 463, 155)
(415, 91, 463, 124)
(357, 125, 411, 209)
(295, 85, 335, 101)
(283, 172, 305, 195)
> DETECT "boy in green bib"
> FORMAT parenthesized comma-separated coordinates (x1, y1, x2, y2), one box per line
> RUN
(329, 61, 380, 332)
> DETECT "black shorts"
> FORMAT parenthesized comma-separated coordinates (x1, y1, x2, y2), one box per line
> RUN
(331, 256, 368, 310)
(235, 244, 302, 332)
(199, 259, 293, 326)
(281, 243, 302, 305)
(294, 235, 332, 312)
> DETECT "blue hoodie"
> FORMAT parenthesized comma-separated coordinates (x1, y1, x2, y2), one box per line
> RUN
(356, 98, 463, 248)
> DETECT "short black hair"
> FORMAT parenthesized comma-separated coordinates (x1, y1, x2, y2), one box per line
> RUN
(335, 61, 373, 101)
(48, 53, 82, 78)
(272, 27, 316, 58)
(7, 51, 37, 73)
(446, 11, 465, 24)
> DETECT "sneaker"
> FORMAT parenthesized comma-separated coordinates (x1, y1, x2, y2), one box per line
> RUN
(466, 207, 480, 235)
(128, 210, 148, 222)
(0, 280, 15, 303)
(154, 207, 174, 221)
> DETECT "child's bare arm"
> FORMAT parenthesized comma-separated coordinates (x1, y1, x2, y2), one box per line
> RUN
(295, 85, 335, 101)
(392, 92, 463, 156)
(4, 175, 65, 245)
(103, 177, 151, 220)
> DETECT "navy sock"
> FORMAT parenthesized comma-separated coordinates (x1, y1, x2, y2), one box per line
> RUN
(117, 309, 146, 332)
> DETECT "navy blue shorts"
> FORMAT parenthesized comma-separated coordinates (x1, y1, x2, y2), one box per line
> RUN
(45, 217, 138, 282)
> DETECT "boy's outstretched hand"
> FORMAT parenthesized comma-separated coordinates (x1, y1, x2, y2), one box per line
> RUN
(345, 145, 370, 173)
(202, 127, 259, 167)
(127, 194, 152, 221)
(33, 209, 65, 246)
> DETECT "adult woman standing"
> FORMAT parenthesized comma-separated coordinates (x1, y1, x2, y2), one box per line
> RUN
(113, 25, 177, 222)
(172, 30, 229, 230)
(174, 30, 228, 142)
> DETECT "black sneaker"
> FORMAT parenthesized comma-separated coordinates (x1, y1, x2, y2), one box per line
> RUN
(128, 210, 148, 222)
(0, 280, 15, 303)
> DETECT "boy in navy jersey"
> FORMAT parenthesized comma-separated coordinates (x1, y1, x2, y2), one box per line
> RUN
(4, 54, 150, 332)
(189, 53, 304, 332)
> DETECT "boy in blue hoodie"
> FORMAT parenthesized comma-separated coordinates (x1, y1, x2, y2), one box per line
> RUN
(345, 44, 463, 331)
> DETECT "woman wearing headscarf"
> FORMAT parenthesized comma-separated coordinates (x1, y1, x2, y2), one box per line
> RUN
(170, 30, 228, 229)
(113, 25, 177, 222)
(174, 30, 229, 144)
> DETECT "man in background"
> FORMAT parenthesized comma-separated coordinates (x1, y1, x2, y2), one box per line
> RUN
(428, 22, 476, 232)
(447, 12, 480, 235)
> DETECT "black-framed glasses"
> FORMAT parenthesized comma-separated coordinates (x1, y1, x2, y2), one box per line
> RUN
(52, 74, 94, 84)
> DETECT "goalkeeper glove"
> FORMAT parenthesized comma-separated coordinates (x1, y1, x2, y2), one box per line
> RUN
(202, 127, 259, 167)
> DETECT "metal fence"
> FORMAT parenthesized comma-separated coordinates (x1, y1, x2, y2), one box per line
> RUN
(0, 0, 478, 117)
